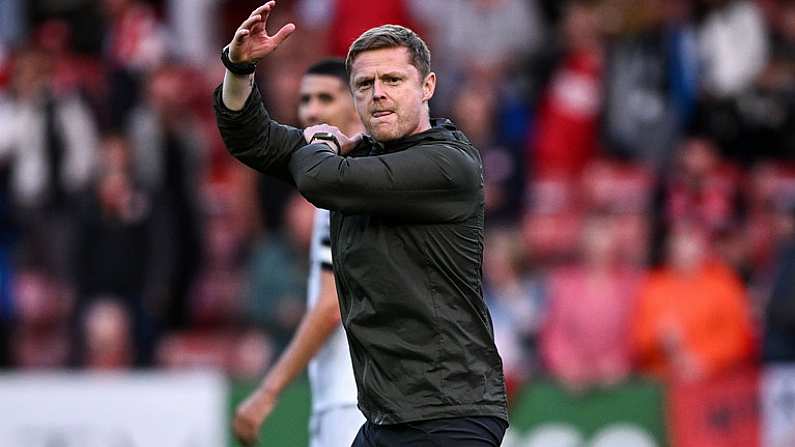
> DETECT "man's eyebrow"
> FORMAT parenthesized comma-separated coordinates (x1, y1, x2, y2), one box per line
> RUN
(353, 75, 374, 84)
(380, 72, 405, 78)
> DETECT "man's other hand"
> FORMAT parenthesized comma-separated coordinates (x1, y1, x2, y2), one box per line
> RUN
(232, 392, 276, 446)
(228, 1, 295, 65)
(304, 124, 363, 155)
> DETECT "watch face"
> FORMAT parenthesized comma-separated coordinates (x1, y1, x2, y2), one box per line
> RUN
(312, 133, 340, 151)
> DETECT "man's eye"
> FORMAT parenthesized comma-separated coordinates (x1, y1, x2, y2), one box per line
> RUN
(386, 77, 400, 85)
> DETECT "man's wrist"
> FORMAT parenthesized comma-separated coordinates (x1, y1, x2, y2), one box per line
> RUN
(222, 46, 257, 76)
(310, 132, 341, 153)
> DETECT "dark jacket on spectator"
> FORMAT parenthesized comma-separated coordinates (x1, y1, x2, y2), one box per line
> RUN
(764, 241, 795, 362)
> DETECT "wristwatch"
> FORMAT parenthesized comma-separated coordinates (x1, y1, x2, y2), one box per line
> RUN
(221, 46, 257, 75)
(310, 132, 341, 153)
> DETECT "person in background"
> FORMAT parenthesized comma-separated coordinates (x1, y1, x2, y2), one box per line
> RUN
(631, 223, 755, 382)
(541, 215, 640, 391)
(233, 59, 366, 447)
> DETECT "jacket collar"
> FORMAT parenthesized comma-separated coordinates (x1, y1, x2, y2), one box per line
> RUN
(361, 118, 465, 155)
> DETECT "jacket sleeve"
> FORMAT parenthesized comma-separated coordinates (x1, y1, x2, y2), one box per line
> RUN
(288, 141, 482, 222)
(213, 83, 305, 184)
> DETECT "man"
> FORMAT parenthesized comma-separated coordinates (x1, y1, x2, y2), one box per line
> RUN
(232, 59, 366, 447)
(215, 2, 509, 445)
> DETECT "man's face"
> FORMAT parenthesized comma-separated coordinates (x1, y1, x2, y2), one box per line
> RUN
(297, 74, 356, 129)
(350, 47, 435, 142)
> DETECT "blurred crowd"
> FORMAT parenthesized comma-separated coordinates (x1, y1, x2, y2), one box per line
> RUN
(0, 0, 794, 398)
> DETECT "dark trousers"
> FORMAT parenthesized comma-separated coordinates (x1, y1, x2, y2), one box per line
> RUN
(351, 416, 508, 447)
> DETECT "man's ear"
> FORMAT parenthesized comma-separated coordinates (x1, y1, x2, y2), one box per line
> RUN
(422, 72, 436, 102)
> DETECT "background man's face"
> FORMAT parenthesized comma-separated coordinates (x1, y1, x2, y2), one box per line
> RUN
(297, 74, 356, 129)
(350, 47, 432, 142)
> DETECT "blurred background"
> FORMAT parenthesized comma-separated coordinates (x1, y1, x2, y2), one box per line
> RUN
(0, 0, 794, 445)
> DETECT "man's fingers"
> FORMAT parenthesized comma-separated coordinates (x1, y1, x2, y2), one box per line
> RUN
(238, 14, 261, 34)
(259, 1, 276, 32)
(271, 23, 296, 46)
(233, 28, 250, 44)
(250, 0, 275, 19)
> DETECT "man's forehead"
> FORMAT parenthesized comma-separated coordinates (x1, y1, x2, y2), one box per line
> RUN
(300, 74, 347, 94)
(350, 47, 416, 78)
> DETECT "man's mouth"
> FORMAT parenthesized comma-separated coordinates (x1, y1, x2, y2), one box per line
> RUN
(372, 111, 393, 118)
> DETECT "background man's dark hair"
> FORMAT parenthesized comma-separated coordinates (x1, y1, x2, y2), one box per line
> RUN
(305, 58, 348, 87)
(345, 24, 431, 81)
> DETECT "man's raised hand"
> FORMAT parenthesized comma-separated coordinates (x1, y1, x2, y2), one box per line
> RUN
(228, 1, 295, 64)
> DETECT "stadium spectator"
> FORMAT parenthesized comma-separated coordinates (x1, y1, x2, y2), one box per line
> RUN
(661, 136, 741, 234)
(9, 268, 72, 368)
(541, 215, 641, 390)
(630, 223, 756, 382)
(128, 63, 208, 330)
(762, 213, 795, 362)
(411, 0, 544, 84)
(188, 197, 246, 329)
(698, 0, 768, 99)
(601, 0, 699, 168)
(0, 44, 98, 283)
(245, 193, 312, 347)
(81, 297, 133, 370)
(484, 228, 546, 393)
(453, 79, 525, 222)
(530, 0, 604, 178)
(73, 133, 163, 366)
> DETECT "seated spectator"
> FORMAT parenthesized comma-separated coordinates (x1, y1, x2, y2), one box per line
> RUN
(0, 44, 98, 282)
(531, 0, 604, 178)
(698, 0, 768, 99)
(81, 297, 133, 370)
(541, 215, 641, 391)
(452, 79, 525, 223)
(9, 268, 72, 368)
(758, 175, 795, 361)
(580, 160, 654, 265)
(484, 228, 546, 392)
(73, 133, 164, 366)
(244, 193, 312, 348)
(128, 63, 209, 330)
(662, 137, 741, 234)
(188, 192, 246, 329)
(522, 177, 582, 264)
(601, 0, 699, 169)
(630, 223, 755, 382)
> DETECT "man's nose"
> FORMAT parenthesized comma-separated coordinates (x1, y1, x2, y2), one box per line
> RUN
(372, 79, 387, 100)
(306, 101, 321, 122)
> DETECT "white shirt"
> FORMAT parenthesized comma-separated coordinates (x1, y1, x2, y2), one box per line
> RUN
(306, 208, 359, 412)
